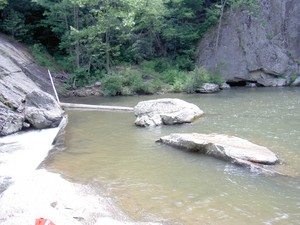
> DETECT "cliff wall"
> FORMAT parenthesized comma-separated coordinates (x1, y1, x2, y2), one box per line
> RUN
(0, 34, 64, 136)
(196, 0, 300, 86)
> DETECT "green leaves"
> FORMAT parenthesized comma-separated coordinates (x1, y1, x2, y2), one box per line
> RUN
(0, 0, 7, 10)
(0, 0, 258, 92)
(0, 10, 28, 39)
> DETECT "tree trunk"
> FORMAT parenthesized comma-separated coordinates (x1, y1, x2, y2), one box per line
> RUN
(63, 14, 73, 57)
(105, 30, 110, 74)
(73, 5, 80, 68)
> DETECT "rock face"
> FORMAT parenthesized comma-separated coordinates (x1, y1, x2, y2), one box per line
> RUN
(291, 76, 300, 86)
(196, 0, 300, 86)
(158, 133, 279, 170)
(0, 103, 24, 136)
(134, 98, 204, 127)
(0, 34, 65, 136)
(24, 90, 64, 129)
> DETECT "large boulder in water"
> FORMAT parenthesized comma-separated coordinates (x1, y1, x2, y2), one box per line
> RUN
(24, 90, 64, 129)
(157, 133, 279, 171)
(134, 98, 204, 127)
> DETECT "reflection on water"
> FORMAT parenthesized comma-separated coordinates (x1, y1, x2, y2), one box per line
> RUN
(49, 88, 300, 224)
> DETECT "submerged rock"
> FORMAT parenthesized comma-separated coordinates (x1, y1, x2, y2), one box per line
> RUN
(134, 98, 204, 127)
(157, 133, 279, 171)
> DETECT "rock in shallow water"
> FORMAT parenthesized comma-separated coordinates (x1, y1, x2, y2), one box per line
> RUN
(197, 83, 220, 93)
(24, 90, 64, 129)
(134, 98, 204, 127)
(157, 133, 279, 171)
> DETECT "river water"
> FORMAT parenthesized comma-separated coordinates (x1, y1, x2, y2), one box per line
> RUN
(48, 87, 300, 225)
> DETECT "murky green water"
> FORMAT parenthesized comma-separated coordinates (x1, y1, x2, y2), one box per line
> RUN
(48, 88, 300, 225)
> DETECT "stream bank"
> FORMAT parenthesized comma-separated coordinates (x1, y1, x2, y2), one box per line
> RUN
(0, 119, 163, 225)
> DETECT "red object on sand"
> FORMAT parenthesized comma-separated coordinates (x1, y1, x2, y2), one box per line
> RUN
(35, 218, 56, 225)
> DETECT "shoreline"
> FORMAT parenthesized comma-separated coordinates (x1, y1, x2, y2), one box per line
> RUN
(0, 125, 163, 225)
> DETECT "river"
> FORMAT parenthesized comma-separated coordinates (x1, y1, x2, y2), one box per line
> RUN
(48, 87, 300, 225)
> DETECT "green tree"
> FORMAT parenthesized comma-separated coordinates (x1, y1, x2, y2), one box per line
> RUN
(36, 0, 82, 67)
(0, 0, 46, 43)
(161, 0, 206, 70)
(126, 0, 166, 61)
(0, 0, 7, 10)
(1, 9, 29, 39)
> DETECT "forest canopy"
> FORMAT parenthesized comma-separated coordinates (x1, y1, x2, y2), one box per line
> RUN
(0, 0, 257, 94)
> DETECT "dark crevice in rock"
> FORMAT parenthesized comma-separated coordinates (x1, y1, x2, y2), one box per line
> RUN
(226, 80, 248, 86)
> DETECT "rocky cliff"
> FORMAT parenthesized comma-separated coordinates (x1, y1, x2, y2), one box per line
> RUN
(196, 0, 300, 86)
(0, 34, 64, 136)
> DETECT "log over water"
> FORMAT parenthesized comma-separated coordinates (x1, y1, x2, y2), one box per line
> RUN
(60, 102, 134, 112)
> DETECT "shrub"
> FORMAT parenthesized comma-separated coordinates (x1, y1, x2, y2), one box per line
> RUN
(140, 60, 158, 75)
(121, 86, 132, 96)
(175, 55, 195, 71)
(101, 74, 123, 96)
(55, 55, 76, 73)
(141, 58, 172, 74)
(130, 76, 160, 95)
(184, 67, 223, 93)
(184, 67, 206, 93)
(171, 79, 185, 93)
(153, 59, 172, 73)
(32, 43, 59, 72)
(162, 69, 179, 84)
(74, 68, 90, 87)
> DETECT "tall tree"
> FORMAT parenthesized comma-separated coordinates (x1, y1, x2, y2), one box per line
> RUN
(162, 0, 206, 70)
(0, 0, 46, 43)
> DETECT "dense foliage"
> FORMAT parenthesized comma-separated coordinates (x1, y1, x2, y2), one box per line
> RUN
(0, 0, 257, 95)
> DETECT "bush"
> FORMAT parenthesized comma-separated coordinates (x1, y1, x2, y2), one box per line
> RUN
(55, 55, 76, 73)
(74, 68, 90, 87)
(175, 56, 195, 71)
(153, 59, 172, 73)
(162, 69, 188, 85)
(141, 58, 172, 74)
(31, 43, 59, 72)
(171, 79, 185, 93)
(184, 67, 223, 93)
(101, 74, 123, 96)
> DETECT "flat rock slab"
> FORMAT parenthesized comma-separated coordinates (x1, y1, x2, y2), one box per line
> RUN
(134, 98, 203, 127)
(158, 133, 279, 171)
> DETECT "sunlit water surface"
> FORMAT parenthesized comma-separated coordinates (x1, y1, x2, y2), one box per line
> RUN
(48, 88, 300, 225)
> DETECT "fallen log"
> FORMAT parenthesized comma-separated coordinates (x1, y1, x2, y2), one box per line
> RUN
(60, 102, 134, 112)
